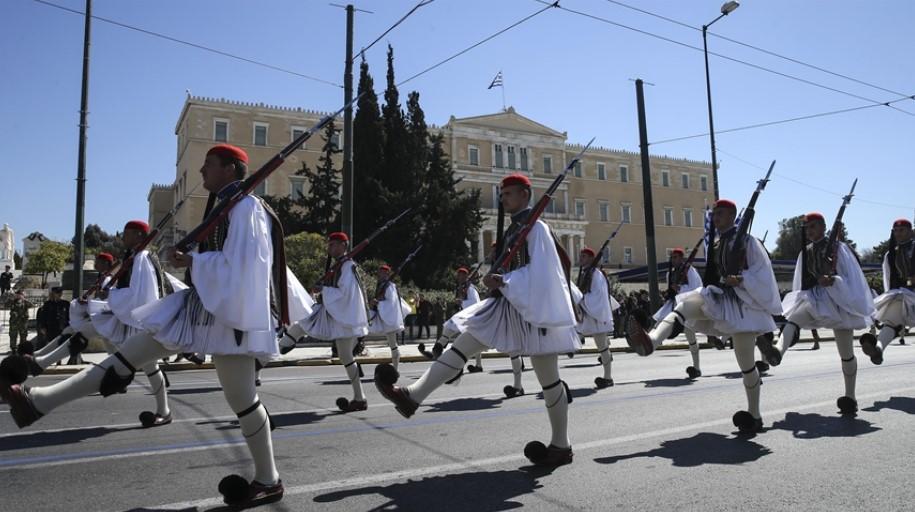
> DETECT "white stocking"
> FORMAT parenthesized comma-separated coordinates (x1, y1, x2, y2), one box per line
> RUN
(594, 334, 612, 380)
(386, 333, 400, 370)
(686, 329, 700, 370)
(510, 355, 524, 389)
(336, 337, 365, 401)
(142, 362, 170, 417)
(406, 332, 488, 404)
(214, 355, 279, 486)
(531, 354, 570, 449)
(34, 339, 74, 370)
(733, 333, 761, 419)
(30, 333, 171, 415)
(834, 329, 856, 400)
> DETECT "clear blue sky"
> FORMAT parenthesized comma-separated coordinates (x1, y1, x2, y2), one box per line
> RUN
(1, 0, 912, 256)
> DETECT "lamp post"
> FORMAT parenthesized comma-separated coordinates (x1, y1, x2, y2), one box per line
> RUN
(702, 0, 739, 201)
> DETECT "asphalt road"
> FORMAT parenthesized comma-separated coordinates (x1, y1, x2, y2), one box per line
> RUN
(2, 340, 915, 512)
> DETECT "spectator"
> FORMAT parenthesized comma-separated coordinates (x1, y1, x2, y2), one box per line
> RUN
(0, 265, 13, 296)
(36, 286, 70, 354)
(416, 294, 432, 339)
(6, 289, 32, 354)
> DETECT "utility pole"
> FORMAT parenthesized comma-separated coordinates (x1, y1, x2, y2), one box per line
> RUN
(341, 4, 355, 239)
(635, 79, 661, 310)
(72, 0, 92, 297)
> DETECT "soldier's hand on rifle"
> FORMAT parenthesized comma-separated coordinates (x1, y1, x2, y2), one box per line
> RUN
(818, 275, 835, 287)
(724, 275, 743, 287)
(169, 248, 193, 268)
(483, 274, 504, 291)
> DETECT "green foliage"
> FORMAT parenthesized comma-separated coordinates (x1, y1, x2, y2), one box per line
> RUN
(25, 241, 72, 286)
(862, 237, 892, 264)
(771, 214, 855, 260)
(72, 224, 124, 257)
(284, 232, 326, 289)
(13, 251, 22, 269)
(300, 119, 342, 233)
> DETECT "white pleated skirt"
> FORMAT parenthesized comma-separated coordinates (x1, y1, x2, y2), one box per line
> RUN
(782, 288, 870, 330)
(298, 303, 369, 341)
(874, 288, 915, 326)
(680, 286, 776, 337)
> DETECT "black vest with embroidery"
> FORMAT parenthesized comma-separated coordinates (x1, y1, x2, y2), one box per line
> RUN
(888, 240, 915, 290)
(711, 227, 746, 287)
(801, 238, 831, 290)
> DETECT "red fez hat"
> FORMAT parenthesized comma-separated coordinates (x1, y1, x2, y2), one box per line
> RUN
(671, 247, 685, 256)
(501, 173, 531, 189)
(96, 252, 114, 263)
(580, 247, 596, 258)
(713, 199, 737, 211)
(456, 267, 470, 274)
(207, 144, 249, 164)
(893, 218, 912, 228)
(379, 264, 392, 272)
(805, 212, 825, 223)
(124, 220, 150, 233)
(328, 232, 349, 242)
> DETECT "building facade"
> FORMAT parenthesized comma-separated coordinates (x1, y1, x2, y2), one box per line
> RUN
(152, 97, 713, 268)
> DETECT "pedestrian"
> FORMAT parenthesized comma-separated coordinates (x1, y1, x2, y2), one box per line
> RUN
(6, 289, 31, 354)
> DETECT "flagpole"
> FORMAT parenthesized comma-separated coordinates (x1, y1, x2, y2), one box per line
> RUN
(501, 74, 506, 111)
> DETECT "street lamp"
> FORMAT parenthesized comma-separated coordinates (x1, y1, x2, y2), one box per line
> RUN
(702, 0, 739, 201)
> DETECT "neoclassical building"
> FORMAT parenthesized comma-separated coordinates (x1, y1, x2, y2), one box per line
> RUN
(150, 97, 713, 268)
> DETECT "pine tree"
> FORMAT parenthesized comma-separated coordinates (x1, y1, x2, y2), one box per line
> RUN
(352, 58, 385, 244)
(301, 119, 342, 233)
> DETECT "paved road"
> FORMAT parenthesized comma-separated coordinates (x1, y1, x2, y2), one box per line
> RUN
(2, 340, 915, 511)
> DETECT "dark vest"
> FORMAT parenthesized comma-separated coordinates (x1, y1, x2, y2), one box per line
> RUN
(888, 239, 915, 290)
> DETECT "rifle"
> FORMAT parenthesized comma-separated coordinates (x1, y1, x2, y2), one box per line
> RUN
(101, 186, 199, 293)
(370, 244, 423, 320)
(174, 96, 360, 254)
(578, 220, 625, 293)
(722, 160, 775, 283)
(490, 138, 595, 276)
(315, 208, 413, 288)
(827, 179, 857, 275)
(666, 237, 704, 299)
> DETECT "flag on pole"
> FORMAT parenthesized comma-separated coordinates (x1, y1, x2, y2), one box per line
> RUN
(488, 71, 503, 89)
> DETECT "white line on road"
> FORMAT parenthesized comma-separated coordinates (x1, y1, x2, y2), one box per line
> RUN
(145, 384, 915, 511)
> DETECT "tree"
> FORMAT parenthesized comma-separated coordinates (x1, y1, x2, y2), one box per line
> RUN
(72, 224, 124, 256)
(352, 58, 385, 244)
(862, 237, 892, 263)
(300, 119, 342, 233)
(260, 192, 308, 236)
(13, 251, 22, 269)
(25, 241, 72, 287)
(284, 232, 327, 289)
(771, 215, 856, 260)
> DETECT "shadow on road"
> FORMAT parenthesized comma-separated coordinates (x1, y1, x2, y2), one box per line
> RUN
(0, 425, 145, 451)
(771, 411, 880, 439)
(641, 378, 695, 388)
(164, 386, 224, 396)
(313, 466, 556, 511)
(593, 432, 772, 467)
(863, 396, 915, 415)
(424, 397, 504, 413)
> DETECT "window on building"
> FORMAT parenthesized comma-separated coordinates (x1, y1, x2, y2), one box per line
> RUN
(574, 199, 586, 218)
(623, 247, 633, 264)
(544, 190, 555, 213)
(664, 207, 674, 226)
(290, 178, 305, 200)
(661, 169, 670, 187)
(574, 161, 583, 178)
(469, 145, 479, 166)
(619, 165, 629, 183)
(700, 175, 708, 192)
(254, 181, 267, 196)
(543, 154, 553, 174)
(597, 163, 606, 181)
(666, 248, 674, 258)
(494, 144, 504, 168)
(330, 130, 341, 149)
(291, 127, 306, 150)
(253, 122, 268, 146)
(599, 201, 609, 222)
(214, 119, 229, 142)
(507, 146, 516, 169)
(683, 208, 693, 227)
(682, 173, 690, 189)
(621, 204, 632, 223)
(601, 250, 610, 264)
(520, 147, 528, 171)
(492, 185, 500, 209)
